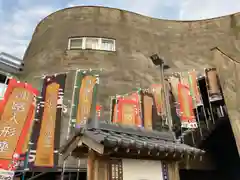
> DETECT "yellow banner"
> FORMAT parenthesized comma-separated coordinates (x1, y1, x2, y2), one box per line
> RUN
(35, 83, 59, 167)
(121, 103, 135, 125)
(76, 76, 96, 126)
(143, 95, 153, 130)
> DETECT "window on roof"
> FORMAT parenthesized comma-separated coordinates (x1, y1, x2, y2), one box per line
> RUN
(68, 37, 116, 51)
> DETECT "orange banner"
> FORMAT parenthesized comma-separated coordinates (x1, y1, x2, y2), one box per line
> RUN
(0, 88, 34, 159)
(76, 75, 97, 127)
(178, 83, 197, 129)
(118, 99, 136, 126)
(34, 83, 59, 167)
(143, 95, 153, 130)
(125, 93, 142, 127)
(151, 84, 165, 116)
(0, 79, 38, 170)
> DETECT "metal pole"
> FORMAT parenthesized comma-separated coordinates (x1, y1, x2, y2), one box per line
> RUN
(159, 64, 172, 131)
(28, 172, 48, 180)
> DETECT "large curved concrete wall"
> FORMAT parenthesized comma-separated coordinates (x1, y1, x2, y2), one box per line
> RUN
(22, 6, 240, 114)
(22, 6, 240, 166)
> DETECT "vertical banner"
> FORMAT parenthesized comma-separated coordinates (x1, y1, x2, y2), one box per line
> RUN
(142, 92, 153, 130)
(118, 98, 137, 126)
(111, 96, 119, 123)
(205, 68, 223, 102)
(0, 79, 38, 170)
(168, 74, 181, 117)
(125, 92, 142, 127)
(178, 83, 197, 128)
(28, 73, 66, 170)
(150, 84, 166, 117)
(71, 70, 99, 129)
(188, 70, 203, 107)
(96, 104, 102, 120)
(168, 74, 180, 103)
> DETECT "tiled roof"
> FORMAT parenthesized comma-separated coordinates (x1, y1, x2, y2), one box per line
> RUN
(83, 122, 204, 155)
(61, 120, 205, 160)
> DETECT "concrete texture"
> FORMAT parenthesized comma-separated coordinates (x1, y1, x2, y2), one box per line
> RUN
(21, 6, 240, 166)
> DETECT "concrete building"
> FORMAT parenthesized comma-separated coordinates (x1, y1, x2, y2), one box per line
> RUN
(21, 6, 240, 180)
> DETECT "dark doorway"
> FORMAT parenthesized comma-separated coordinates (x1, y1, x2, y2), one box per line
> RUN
(180, 118, 240, 180)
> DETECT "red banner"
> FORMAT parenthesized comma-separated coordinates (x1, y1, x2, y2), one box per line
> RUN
(0, 79, 38, 170)
(127, 92, 142, 127)
(178, 83, 197, 129)
(118, 99, 137, 126)
(96, 105, 101, 120)
(117, 92, 142, 127)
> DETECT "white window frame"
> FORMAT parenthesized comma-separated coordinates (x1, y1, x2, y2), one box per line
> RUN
(68, 37, 116, 52)
(100, 38, 116, 51)
(68, 37, 84, 50)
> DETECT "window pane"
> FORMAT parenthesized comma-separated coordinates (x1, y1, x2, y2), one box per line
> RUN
(85, 38, 99, 50)
(69, 39, 83, 49)
(101, 39, 114, 51)
(0, 74, 7, 83)
(0, 83, 7, 99)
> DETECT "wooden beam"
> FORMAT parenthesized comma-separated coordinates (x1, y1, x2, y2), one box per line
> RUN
(168, 162, 180, 180)
(87, 149, 96, 180)
(62, 136, 81, 160)
(179, 153, 216, 170)
(82, 135, 104, 154)
(97, 156, 110, 180)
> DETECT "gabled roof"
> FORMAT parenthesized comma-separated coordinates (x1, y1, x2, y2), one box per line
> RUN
(0, 52, 24, 74)
(60, 120, 205, 161)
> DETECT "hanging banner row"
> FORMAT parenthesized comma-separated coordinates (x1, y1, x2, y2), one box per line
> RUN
(110, 68, 223, 130)
(0, 69, 100, 173)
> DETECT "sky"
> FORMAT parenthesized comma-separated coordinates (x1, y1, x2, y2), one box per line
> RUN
(0, 0, 239, 59)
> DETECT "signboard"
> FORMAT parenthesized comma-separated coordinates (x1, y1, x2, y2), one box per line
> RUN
(0, 79, 38, 170)
(28, 73, 66, 171)
(142, 95, 153, 130)
(0, 169, 14, 180)
(71, 70, 99, 129)
(122, 159, 163, 180)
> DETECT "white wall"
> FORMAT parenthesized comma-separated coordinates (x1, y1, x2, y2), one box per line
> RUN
(122, 159, 163, 180)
